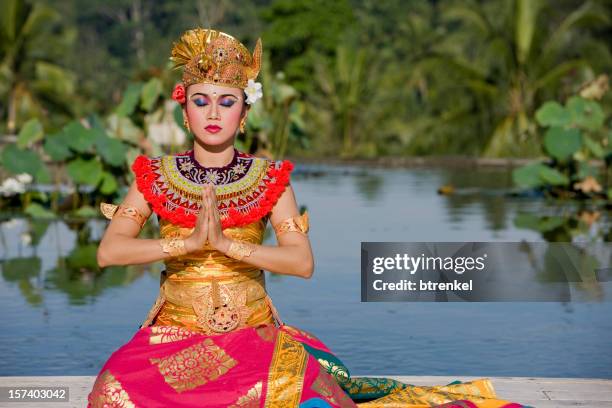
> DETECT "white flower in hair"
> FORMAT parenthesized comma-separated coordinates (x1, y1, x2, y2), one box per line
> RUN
(244, 79, 263, 105)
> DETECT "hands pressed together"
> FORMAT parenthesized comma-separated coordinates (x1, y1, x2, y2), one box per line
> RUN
(184, 184, 232, 254)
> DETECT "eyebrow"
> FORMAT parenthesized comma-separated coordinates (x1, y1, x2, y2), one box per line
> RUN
(189, 93, 239, 98)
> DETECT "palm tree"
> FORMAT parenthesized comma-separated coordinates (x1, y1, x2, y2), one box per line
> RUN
(409, 0, 610, 157)
(310, 42, 399, 157)
(0, 0, 77, 136)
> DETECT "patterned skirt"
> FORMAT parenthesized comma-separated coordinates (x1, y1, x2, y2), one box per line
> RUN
(87, 322, 528, 407)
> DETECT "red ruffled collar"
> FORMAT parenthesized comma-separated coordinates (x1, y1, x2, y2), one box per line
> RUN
(132, 149, 294, 229)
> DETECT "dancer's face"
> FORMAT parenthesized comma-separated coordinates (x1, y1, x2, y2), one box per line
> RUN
(184, 83, 246, 146)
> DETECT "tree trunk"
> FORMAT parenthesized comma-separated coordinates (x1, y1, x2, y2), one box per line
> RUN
(132, 0, 145, 64)
(7, 85, 18, 135)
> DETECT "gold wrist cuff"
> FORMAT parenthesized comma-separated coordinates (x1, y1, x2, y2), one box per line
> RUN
(100, 202, 147, 228)
(160, 237, 188, 257)
(273, 210, 309, 236)
(226, 240, 255, 261)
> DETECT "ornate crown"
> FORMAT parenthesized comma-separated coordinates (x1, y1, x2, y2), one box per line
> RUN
(170, 28, 262, 89)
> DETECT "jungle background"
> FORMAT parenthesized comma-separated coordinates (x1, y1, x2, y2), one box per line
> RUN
(2, 0, 611, 158)
(0, 0, 611, 207)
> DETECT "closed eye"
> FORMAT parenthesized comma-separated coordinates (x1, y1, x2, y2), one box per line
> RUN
(193, 98, 208, 107)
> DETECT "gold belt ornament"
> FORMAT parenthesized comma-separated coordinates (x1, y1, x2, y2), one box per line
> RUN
(141, 274, 267, 335)
(192, 278, 252, 334)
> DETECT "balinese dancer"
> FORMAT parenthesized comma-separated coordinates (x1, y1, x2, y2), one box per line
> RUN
(88, 28, 527, 408)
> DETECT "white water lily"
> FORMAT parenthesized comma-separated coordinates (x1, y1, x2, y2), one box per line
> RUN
(2, 218, 21, 230)
(244, 79, 263, 105)
(21, 232, 32, 246)
(0, 178, 26, 196)
(16, 173, 33, 184)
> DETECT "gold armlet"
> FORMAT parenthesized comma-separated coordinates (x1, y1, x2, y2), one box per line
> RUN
(160, 237, 188, 257)
(273, 210, 309, 236)
(226, 240, 256, 261)
(100, 202, 147, 228)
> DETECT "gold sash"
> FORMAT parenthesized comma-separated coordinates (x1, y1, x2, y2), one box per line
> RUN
(141, 270, 283, 334)
(140, 217, 283, 334)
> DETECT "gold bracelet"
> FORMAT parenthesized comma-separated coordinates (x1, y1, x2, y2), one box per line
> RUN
(273, 210, 309, 236)
(100, 202, 148, 228)
(226, 240, 255, 261)
(160, 237, 188, 257)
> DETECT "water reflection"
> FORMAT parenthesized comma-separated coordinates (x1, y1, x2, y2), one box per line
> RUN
(0, 217, 158, 306)
(0, 163, 610, 377)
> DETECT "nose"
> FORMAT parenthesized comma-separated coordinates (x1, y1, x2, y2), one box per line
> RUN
(208, 101, 220, 120)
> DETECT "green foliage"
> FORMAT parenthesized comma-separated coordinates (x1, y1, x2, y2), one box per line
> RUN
(16, 118, 43, 148)
(512, 162, 569, 189)
(0, 143, 45, 180)
(24, 202, 56, 219)
(512, 90, 610, 197)
(412, 0, 611, 157)
(566, 96, 605, 131)
(0, 0, 78, 131)
(92, 127, 129, 167)
(246, 55, 307, 158)
(99, 172, 118, 195)
(43, 131, 72, 161)
(63, 121, 95, 152)
(543, 127, 582, 162)
(140, 78, 163, 112)
(116, 82, 144, 117)
(73, 205, 98, 217)
(0, 112, 135, 216)
(66, 157, 103, 186)
(536, 102, 572, 128)
(515, 213, 567, 233)
(1, 0, 611, 215)
(261, 0, 355, 92)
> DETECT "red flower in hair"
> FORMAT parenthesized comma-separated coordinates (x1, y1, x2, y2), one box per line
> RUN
(172, 83, 186, 104)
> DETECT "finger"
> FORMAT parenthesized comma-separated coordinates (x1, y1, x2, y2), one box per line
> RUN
(212, 197, 220, 222)
(208, 186, 218, 214)
(209, 185, 216, 202)
(208, 185, 215, 206)
(209, 193, 219, 221)
(204, 185, 210, 204)
(197, 203, 206, 230)
(209, 199, 217, 226)
(207, 197, 215, 234)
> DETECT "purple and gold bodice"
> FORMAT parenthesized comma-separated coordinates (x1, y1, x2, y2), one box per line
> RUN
(132, 148, 293, 335)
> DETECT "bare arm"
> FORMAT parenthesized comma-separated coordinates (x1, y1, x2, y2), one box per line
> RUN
(98, 180, 314, 279)
(197, 183, 314, 279)
(96, 180, 177, 268)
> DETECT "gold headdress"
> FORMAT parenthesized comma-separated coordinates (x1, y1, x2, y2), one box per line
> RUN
(170, 28, 262, 89)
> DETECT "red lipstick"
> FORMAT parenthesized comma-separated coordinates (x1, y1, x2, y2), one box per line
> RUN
(205, 125, 222, 133)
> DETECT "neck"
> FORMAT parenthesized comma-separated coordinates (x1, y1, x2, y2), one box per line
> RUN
(192, 139, 235, 168)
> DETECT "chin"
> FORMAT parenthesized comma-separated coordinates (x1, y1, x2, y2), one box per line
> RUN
(194, 133, 235, 146)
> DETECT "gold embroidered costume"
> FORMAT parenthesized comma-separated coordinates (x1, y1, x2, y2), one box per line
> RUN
(88, 27, 525, 408)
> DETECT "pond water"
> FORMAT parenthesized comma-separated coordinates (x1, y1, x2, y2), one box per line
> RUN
(0, 162, 611, 378)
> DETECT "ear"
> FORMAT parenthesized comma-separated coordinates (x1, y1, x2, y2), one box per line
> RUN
(241, 104, 250, 118)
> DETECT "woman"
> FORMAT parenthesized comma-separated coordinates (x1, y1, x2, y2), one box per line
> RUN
(88, 28, 527, 408)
